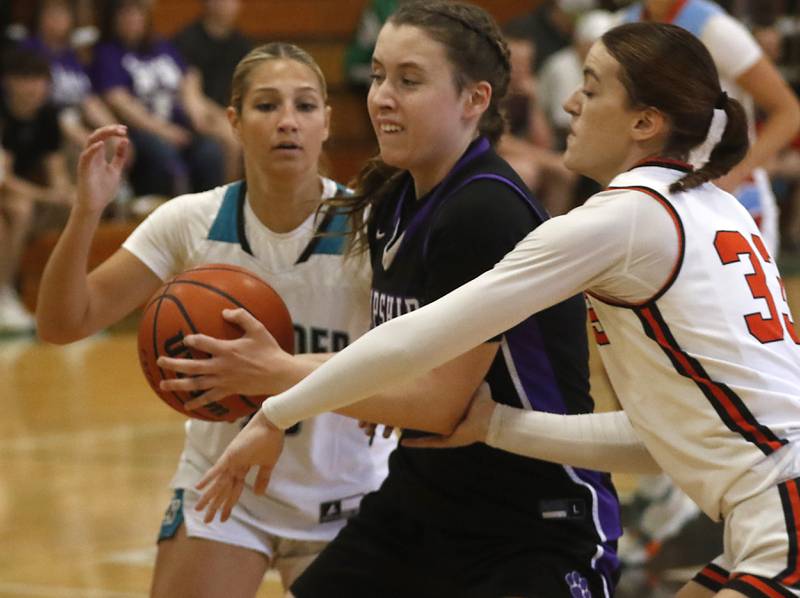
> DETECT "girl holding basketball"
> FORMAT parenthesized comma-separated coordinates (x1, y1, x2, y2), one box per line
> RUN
(159, 3, 621, 596)
(182, 22, 800, 598)
(35, 44, 396, 597)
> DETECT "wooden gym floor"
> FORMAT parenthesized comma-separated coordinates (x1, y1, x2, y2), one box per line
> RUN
(2, 278, 799, 597)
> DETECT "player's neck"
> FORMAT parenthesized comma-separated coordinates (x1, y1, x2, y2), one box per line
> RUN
(410, 135, 475, 198)
(246, 170, 322, 233)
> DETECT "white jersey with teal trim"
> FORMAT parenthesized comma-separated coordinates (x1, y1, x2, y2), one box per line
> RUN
(123, 178, 395, 540)
(621, 0, 778, 255)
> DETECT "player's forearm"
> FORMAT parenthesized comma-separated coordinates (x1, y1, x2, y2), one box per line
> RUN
(486, 405, 661, 474)
(36, 206, 104, 343)
(736, 103, 800, 178)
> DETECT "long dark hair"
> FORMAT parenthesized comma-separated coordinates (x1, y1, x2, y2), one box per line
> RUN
(333, 1, 512, 254)
(99, 0, 156, 53)
(601, 22, 749, 193)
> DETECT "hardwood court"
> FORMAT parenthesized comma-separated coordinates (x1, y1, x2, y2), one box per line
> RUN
(2, 278, 799, 597)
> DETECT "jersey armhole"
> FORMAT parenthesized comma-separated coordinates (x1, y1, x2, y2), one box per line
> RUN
(588, 185, 685, 308)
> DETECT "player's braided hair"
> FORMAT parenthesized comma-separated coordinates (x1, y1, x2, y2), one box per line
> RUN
(331, 1, 512, 255)
(602, 23, 749, 193)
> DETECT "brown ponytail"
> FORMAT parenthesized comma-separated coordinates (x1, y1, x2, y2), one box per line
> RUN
(601, 22, 749, 193)
(669, 93, 749, 193)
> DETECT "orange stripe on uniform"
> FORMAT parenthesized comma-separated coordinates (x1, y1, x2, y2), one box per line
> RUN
(639, 307, 784, 452)
(700, 566, 728, 585)
(736, 574, 791, 598)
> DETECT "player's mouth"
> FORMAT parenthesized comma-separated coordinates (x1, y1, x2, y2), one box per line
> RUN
(377, 121, 404, 135)
(273, 142, 302, 151)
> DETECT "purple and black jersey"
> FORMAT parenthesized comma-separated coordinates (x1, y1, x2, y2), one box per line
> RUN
(368, 137, 620, 561)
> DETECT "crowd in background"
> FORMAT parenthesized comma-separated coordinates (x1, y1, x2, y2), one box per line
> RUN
(1, 0, 799, 332)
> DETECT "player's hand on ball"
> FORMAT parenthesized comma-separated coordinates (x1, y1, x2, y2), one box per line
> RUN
(195, 410, 285, 522)
(402, 382, 496, 449)
(157, 308, 294, 409)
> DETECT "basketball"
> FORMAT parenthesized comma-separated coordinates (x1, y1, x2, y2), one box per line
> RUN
(137, 264, 295, 422)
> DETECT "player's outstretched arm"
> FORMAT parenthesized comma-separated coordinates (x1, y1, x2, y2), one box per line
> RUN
(37, 125, 162, 343)
(405, 383, 660, 474)
(195, 410, 285, 523)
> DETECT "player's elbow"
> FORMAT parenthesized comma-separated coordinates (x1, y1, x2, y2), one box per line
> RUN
(36, 318, 83, 345)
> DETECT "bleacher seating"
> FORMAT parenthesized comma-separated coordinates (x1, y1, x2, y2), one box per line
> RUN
(19, 0, 537, 311)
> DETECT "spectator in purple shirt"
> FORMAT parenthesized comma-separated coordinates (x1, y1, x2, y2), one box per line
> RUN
(21, 0, 116, 151)
(91, 0, 224, 197)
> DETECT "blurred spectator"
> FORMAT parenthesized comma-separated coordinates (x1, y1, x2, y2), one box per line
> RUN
(497, 28, 576, 216)
(173, 0, 250, 181)
(91, 0, 224, 197)
(538, 10, 617, 147)
(21, 0, 116, 151)
(502, 0, 597, 73)
(343, 0, 399, 90)
(174, 0, 251, 107)
(0, 49, 75, 333)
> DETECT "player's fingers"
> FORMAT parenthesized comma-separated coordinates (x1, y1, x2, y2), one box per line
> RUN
(253, 466, 272, 494)
(181, 333, 228, 354)
(222, 308, 262, 334)
(110, 138, 130, 170)
(184, 389, 227, 410)
(382, 426, 395, 438)
(156, 355, 210, 375)
(86, 124, 127, 146)
(159, 374, 214, 393)
(202, 478, 232, 524)
(220, 477, 245, 522)
(78, 141, 105, 169)
(195, 458, 226, 492)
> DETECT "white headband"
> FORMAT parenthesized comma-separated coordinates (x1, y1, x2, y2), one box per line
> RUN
(688, 107, 728, 169)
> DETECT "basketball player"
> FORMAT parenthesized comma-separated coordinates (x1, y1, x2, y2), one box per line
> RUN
(158, 3, 621, 596)
(192, 22, 800, 598)
(615, 0, 800, 566)
(35, 44, 395, 597)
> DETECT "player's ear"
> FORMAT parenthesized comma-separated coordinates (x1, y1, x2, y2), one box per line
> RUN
(463, 81, 492, 122)
(322, 104, 331, 143)
(227, 106, 241, 141)
(631, 106, 667, 144)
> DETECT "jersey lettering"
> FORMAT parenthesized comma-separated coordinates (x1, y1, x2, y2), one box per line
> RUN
(371, 290, 420, 327)
(293, 325, 351, 354)
(714, 231, 800, 344)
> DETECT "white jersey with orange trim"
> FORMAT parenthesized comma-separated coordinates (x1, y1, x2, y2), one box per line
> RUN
(621, 0, 779, 254)
(587, 161, 800, 519)
(123, 178, 395, 541)
(258, 161, 800, 523)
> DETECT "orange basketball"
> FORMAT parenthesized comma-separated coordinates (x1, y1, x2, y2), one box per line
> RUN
(137, 264, 294, 422)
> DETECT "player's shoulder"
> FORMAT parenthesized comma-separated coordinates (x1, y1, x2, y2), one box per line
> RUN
(142, 184, 232, 229)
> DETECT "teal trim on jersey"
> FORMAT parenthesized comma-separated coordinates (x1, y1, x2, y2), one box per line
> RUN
(622, 0, 721, 37)
(313, 209, 349, 256)
(674, 0, 721, 38)
(207, 181, 244, 244)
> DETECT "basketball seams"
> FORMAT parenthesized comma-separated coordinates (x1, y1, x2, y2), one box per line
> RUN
(149, 293, 220, 422)
(138, 264, 293, 422)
